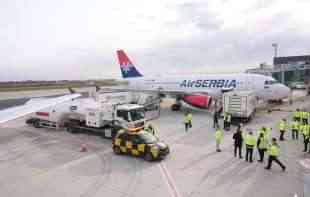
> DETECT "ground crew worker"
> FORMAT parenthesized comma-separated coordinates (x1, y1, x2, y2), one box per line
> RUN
(245, 131, 256, 162)
(184, 111, 192, 132)
(188, 111, 193, 128)
(226, 113, 232, 131)
(278, 118, 287, 141)
(233, 125, 243, 158)
(259, 126, 270, 140)
(290, 119, 299, 140)
(265, 138, 286, 172)
(223, 112, 228, 130)
(301, 109, 309, 124)
(293, 108, 301, 122)
(257, 133, 268, 162)
(213, 110, 219, 128)
(301, 123, 310, 152)
(215, 126, 222, 152)
(145, 124, 155, 135)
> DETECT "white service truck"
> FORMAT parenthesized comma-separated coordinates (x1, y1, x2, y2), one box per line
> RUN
(26, 91, 146, 138)
(222, 90, 257, 123)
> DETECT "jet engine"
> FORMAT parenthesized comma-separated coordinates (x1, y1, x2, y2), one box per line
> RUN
(182, 94, 212, 109)
(171, 93, 212, 111)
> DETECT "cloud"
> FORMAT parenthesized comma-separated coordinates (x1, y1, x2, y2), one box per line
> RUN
(0, 0, 309, 81)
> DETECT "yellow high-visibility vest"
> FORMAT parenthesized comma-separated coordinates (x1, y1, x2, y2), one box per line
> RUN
(302, 111, 309, 119)
(291, 121, 299, 130)
(269, 144, 280, 156)
(258, 136, 268, 149)
(215, 129, 222, 142)
(293, 111, 299, 118)
(245, 134, 256, 146)
(278, 120, 286, 131)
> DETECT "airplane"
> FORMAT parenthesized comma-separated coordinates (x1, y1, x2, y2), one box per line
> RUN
(0, 93, 81, 124)
(116, 49, 291, 110)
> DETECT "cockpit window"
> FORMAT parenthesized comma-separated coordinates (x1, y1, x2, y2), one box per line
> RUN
(264, 80, 278, 85)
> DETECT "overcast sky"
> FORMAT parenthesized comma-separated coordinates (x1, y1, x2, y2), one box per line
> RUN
(1, 0, 309, 81)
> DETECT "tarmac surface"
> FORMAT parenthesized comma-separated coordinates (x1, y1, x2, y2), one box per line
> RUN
(0, 92, 310, 197)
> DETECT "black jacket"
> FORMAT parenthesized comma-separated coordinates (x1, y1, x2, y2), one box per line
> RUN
(233, 132, 243, 146)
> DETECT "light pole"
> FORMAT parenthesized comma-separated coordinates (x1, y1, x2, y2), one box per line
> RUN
(272, 43, 278, 57)
(272, 43, 284, 83)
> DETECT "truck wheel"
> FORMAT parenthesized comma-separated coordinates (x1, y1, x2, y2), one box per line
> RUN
(103, 128, 112, 138)
(113, 146, 122, 155)
(144, 152, 153, 161)
(34, 121, 40, 128)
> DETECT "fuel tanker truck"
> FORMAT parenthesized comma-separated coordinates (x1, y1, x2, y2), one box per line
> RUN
(25, 91, 146, 138)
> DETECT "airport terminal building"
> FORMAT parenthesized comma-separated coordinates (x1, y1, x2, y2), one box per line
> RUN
(246, 55, 310, 85)
(272, 55, 310, 85)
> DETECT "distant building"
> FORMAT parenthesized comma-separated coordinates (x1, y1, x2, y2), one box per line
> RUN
(245, 63, 273, 76)
(272, 55, 310, 85)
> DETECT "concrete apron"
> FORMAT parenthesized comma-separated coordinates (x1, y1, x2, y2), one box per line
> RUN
(299, 156, 310, 196)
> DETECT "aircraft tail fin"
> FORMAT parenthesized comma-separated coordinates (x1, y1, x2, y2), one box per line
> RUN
(117, 50, 143, 78)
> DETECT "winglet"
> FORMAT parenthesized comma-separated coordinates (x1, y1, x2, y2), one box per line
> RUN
(117, 50, 143, 78)
(95, 85, 101, 92)
(68, 87, 75, 94)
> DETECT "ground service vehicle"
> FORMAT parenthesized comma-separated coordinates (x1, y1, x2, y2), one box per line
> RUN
(223, 91, 256, 123)
(26, 92, 146, 138)
(112, 130, 170, 161)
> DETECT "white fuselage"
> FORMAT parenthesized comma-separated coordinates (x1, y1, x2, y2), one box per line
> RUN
(125, 73, 290, 101)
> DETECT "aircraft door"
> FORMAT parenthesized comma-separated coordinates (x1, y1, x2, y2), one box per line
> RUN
(246, 76, 254, 90)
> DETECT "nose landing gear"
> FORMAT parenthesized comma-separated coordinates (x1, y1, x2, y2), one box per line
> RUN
(171, 103, 181, 111)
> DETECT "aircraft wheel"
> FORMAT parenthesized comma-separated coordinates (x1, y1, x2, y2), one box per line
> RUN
(171, 104, 181, 111)
(34, 121, 41, 128)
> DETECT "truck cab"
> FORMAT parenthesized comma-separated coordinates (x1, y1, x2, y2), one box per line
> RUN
(86, 103, 146, 132)
(115, 104, 146, 131)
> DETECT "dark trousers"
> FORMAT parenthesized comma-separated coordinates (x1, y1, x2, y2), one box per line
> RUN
(304, 138, 309, 152)
(213, 118, 218, 128)
(258, 148, 265, 162)
(227, 121, 231, 131)
(185, 123, 190, 131)
(266, 156, 285, 169)
(246, 145, 254, 162)
(292, 129, 298, 140)
(234, 145, 242, 158)
(224, 121, 230, 131)
(279, 130, 285, 141)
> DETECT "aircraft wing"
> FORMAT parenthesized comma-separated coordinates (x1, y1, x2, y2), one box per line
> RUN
(0, 93, 81, 124)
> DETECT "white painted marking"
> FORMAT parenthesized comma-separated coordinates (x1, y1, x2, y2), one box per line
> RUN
(299, 159, 310, 169)
(159, 162, 182, 197)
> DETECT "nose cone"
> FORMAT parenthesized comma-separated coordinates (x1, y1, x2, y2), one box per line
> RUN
(279, 84, 291, 99)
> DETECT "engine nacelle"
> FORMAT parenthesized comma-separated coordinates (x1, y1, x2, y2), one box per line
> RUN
(181, 94, 212, 109)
